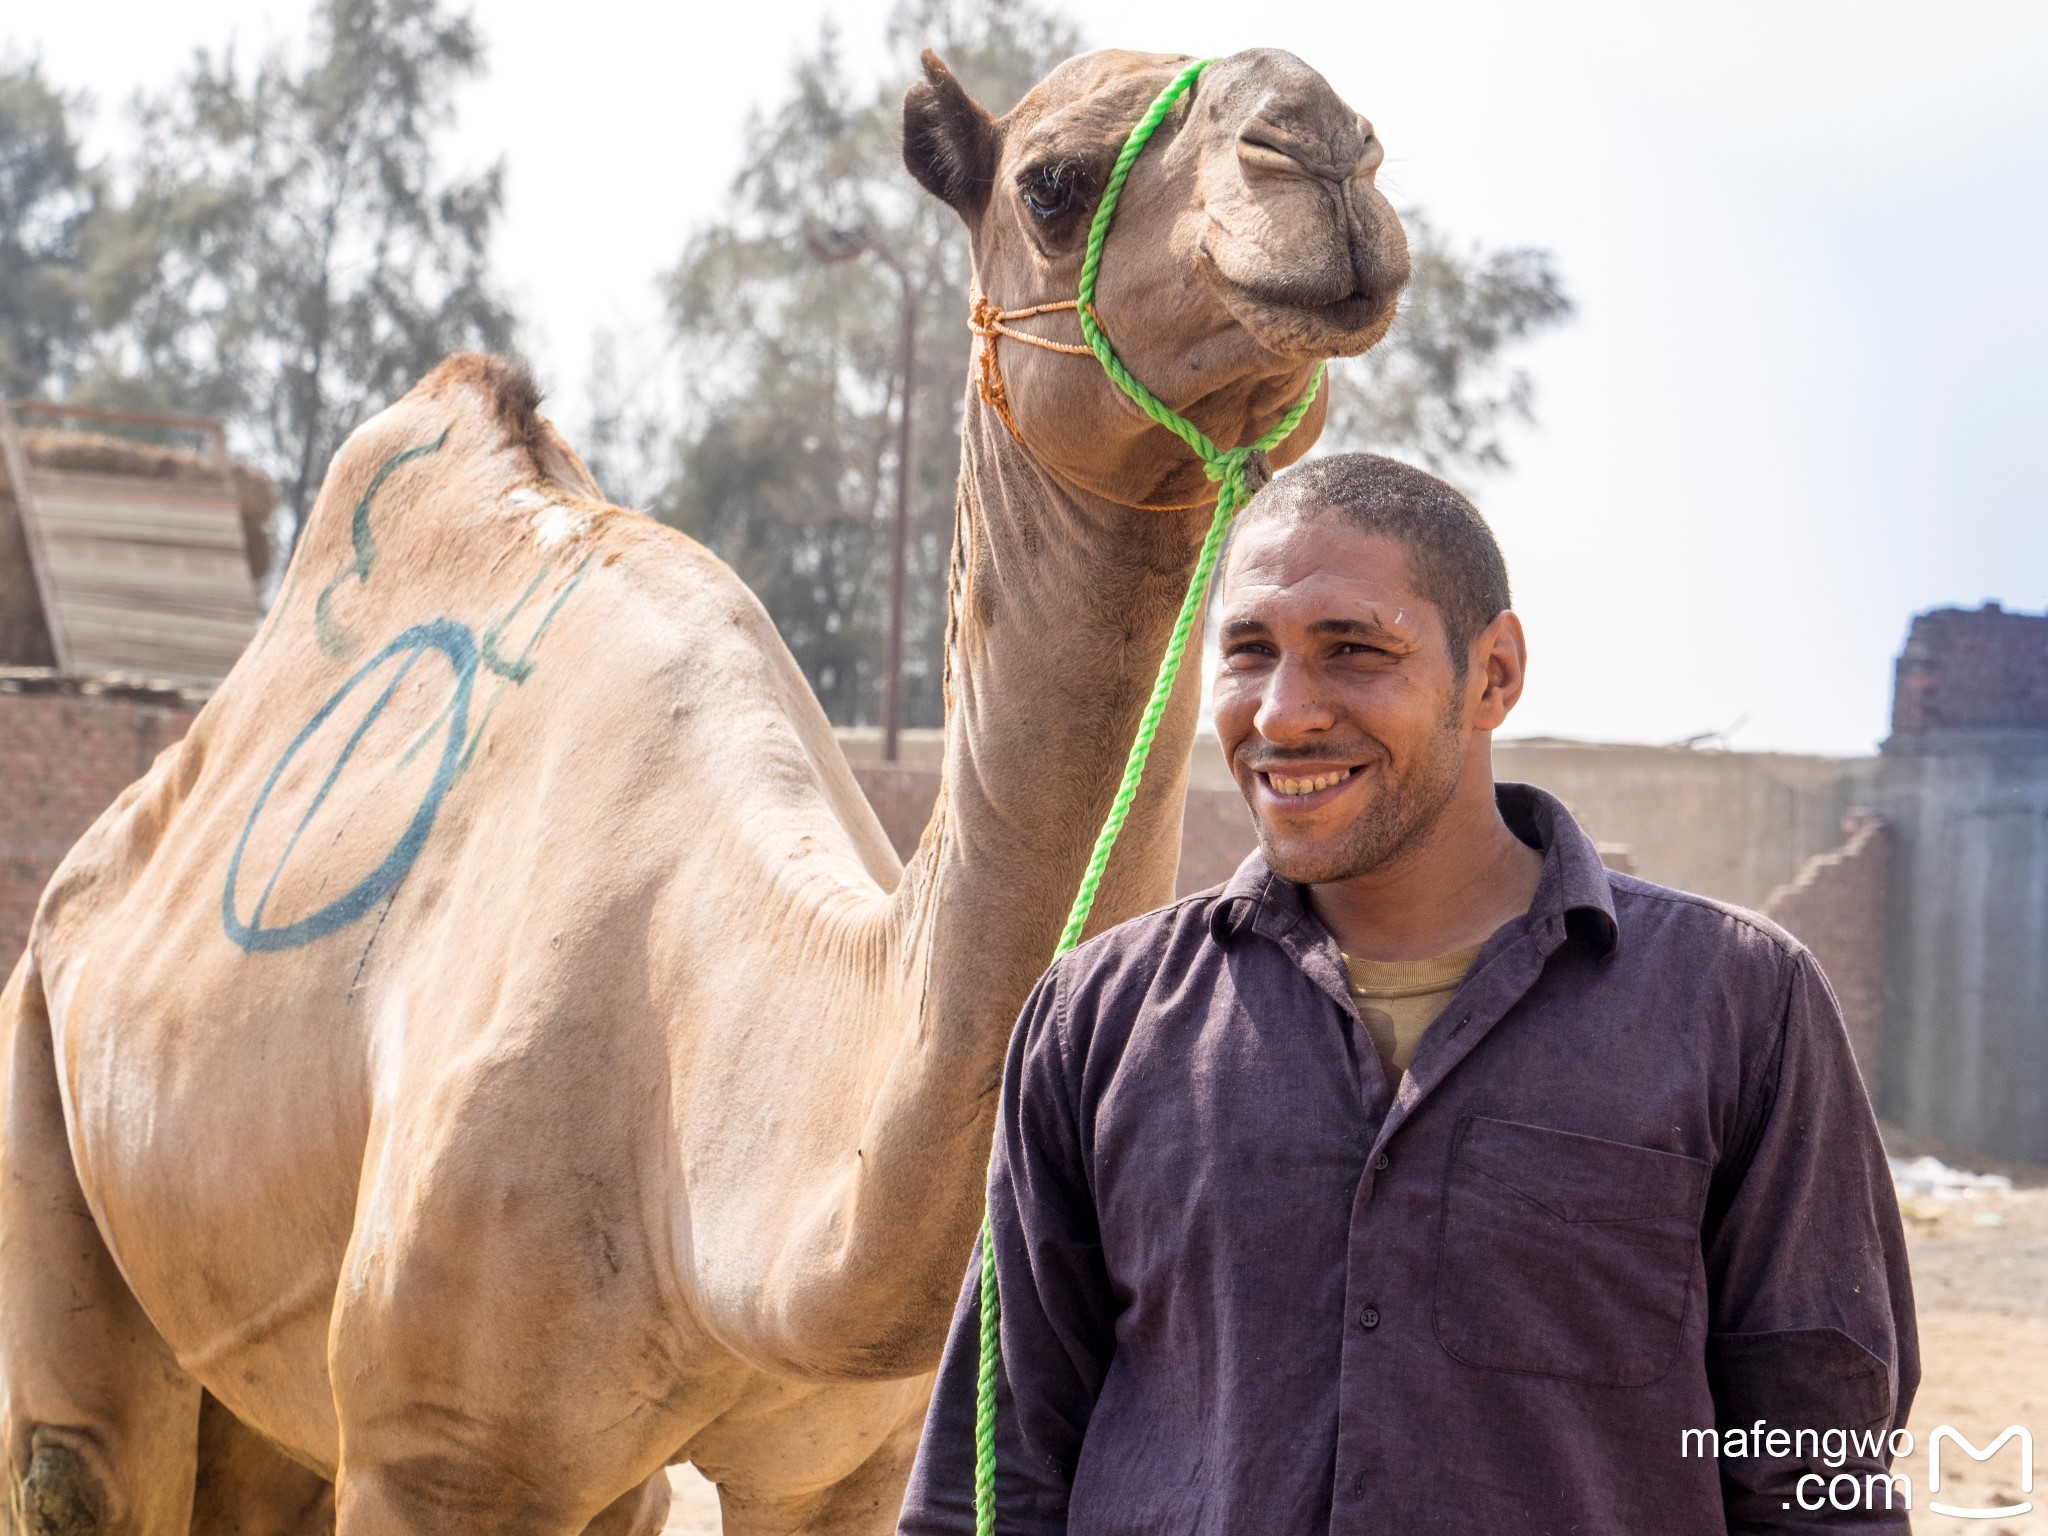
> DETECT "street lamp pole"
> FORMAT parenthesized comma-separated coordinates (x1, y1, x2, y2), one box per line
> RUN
(883, 262, 915, 765)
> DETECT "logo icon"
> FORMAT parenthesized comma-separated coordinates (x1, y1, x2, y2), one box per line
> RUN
(1928, 1425, 2033, 1520)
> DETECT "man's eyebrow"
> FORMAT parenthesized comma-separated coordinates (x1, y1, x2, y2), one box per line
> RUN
(1218, 612, 1416, 644)
(1307, 614, 1414, 643)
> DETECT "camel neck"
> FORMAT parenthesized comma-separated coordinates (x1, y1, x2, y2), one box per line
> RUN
(799, 385, 1224, 1364)
(894, 388, 1213, 1038)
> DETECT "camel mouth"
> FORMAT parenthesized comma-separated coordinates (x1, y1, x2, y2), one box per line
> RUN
(1201, 240, 1405, 360)
(1225, 280, 1402, 361)
(1266, 287, 1392, 334)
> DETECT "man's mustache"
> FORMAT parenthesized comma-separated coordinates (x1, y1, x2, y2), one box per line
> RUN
(1238, 742, 1385, 772)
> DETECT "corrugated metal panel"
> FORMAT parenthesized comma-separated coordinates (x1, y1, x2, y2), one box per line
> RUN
(0, 404, 261, 684)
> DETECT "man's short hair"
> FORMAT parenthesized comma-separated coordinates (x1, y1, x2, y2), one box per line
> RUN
(1237, 453, 1512, 671)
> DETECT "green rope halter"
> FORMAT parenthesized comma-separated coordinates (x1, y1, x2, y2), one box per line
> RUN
(972, 56, 1325, 1534)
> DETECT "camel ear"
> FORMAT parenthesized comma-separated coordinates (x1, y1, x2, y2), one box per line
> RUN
(903, 50, 996, 219)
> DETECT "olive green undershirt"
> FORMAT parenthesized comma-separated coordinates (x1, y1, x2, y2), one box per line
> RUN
(1342, 940, 1487, 1089)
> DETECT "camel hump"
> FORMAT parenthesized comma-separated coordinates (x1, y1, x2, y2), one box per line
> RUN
(251, 350, 632, 676)
(291, 352, 605, 576)
(418, 353, 559, 476)
(413, 352, 601, 502)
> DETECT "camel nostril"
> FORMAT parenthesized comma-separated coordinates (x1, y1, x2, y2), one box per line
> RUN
(1238, 120, 1378, 185)
(1237, 136, 1308, 178)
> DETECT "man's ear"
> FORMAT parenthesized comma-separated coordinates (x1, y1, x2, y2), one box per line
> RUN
(1473, 610, 1528, 729)
(903, 49, 996, 220)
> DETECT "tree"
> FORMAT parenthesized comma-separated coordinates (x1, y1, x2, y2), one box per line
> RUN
(659, 1, 1573, 731)
(68, 0, 515, 559)
(659, 0, 1080, 730)
(1319, 209, 1573, 476)
(0, 56, 102, 400)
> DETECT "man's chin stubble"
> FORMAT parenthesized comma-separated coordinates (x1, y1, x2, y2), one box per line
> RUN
(1256, 743, 1465, 886)
(1258, 804, 1433, 885)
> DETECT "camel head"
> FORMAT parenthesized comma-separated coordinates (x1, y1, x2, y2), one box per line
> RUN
(905, 47, 1409, 509)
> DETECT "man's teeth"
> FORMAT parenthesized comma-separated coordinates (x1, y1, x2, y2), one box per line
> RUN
(1268, 768, 1352, 797)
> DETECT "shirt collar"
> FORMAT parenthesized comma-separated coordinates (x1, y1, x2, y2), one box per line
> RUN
(1206, 781, 1620, 959)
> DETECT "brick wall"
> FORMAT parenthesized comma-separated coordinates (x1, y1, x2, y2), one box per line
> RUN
(1760, 812, 1892, 1096)
(1891, 602, 2048, 735)
(0, 677, 199, 964)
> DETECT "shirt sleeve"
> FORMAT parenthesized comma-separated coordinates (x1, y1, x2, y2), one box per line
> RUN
(1702, 946, 1920, 1533)
(897, 962, 1118, 1536)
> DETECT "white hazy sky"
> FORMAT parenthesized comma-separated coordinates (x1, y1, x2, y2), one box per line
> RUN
(14, 1, 2048, 755)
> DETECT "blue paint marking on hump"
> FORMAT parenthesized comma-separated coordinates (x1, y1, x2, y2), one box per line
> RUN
(223, 618, 478, 953)
(312, 431, 451, 659)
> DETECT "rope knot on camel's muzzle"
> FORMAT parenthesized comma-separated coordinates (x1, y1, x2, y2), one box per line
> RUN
(1205, 446, 1275, 503)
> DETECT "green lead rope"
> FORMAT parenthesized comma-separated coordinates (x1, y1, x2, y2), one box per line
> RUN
(973, 56, 1326, 1535)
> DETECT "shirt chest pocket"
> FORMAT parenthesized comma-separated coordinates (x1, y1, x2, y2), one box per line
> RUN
(1432, 1115, 1710, 1388)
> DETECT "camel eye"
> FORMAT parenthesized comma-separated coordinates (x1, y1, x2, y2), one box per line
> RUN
(1017, 161, 1080, 220)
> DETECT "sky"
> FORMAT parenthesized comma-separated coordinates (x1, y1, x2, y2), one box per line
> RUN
(13, 0, 2048, 755)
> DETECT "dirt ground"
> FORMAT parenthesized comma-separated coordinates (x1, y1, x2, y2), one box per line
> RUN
(1895, 1179, 2047, 1534)
(663, 1180, 2048, 1533)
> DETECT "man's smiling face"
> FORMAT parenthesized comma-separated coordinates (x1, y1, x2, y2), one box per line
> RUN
(1214, 511, 1474, 885)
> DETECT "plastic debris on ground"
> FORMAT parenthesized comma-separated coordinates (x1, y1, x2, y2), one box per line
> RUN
(1890, 1154, 2014, 1219)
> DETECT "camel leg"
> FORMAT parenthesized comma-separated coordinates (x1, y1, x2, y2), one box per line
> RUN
(331, 1430, 675, 1536)
(189, 1395, 334, 1536)
(325, 1118, 689, 1535)
(577, 1475, 668, 1536)
(0, 954, 202, 1534)
(713, 1389, 927, 1536)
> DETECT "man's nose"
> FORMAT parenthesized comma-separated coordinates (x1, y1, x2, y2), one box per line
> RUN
(1253, 656, 1337, 742)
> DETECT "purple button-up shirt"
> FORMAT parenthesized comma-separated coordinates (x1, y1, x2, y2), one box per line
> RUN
(899, 784, 1917, 1535)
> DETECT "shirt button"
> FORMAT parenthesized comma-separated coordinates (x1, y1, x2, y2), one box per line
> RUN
(1373, 1151, 1390, 1171)
(1352, 1469, 1366, 1497)
(1359, 1305, 1380, 1330)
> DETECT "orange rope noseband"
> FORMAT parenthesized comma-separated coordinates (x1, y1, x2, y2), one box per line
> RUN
(967, 288, 1219, 513)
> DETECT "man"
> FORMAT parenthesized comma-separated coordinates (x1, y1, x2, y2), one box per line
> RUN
(898, 455, 1916, 1535)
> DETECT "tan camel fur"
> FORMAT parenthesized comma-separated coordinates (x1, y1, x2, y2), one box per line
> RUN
(0, 46, 1406, 1536)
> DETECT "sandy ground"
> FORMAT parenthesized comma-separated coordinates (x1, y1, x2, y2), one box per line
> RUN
(662, 1186, 2048, 1533)
(1895, 1183, 2047, 1534)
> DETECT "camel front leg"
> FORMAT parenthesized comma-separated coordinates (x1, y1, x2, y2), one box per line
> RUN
(0, 955, 203, 1535)
(190, 1393, 335, 1534)
(579, 1476, 669, 1536)
(730, 1411, 925, 1536)
(693, 1375, 931, 1536)
(324, 1099, 694, 1535)
(335, 1469, 668, 1536)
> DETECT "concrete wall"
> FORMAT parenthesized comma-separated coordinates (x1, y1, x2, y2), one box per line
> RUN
(1194, 734, 1874, 912)
(1492, 740, 1875, 911)
(1876, 733, 2048, 1165)
(843, 731, 1900, 1105)
(848, 759, 1257, 899)
(841, 728, 1875, 912)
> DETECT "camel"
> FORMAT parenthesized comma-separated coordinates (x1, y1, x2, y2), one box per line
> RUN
(0, 45, 1406, 1535)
